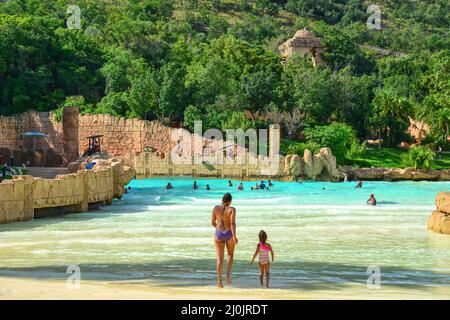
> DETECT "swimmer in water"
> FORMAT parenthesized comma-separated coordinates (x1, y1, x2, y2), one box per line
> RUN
(194, 181, 199, 190)
(367, 194, 377, 206)
(237, 183, 244, 191)
(166, 182, 174, 190)
(228, 180, 233, 187)
(259, 181, 267, 190)
(206, 184, 211, 190)
(356, 180, 363, 188)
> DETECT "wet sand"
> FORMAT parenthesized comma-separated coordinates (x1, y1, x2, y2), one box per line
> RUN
(1, 277, 449, 300)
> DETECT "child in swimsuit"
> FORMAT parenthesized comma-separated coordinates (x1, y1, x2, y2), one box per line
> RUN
(251, 230, 274, 288)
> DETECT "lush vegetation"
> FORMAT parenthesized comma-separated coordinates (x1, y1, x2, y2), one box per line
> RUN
(401, 145, 435, 169)
(351, 147, 449, 169)
(0, 0, 448, 165)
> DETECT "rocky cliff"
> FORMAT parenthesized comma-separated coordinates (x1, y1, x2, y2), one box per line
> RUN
(428, 192, 450, 235)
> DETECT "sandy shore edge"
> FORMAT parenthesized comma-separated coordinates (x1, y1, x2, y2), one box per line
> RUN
(1, 277, 449, 300)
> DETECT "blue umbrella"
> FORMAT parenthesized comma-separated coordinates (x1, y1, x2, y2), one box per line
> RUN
(20, 131, 48, 150)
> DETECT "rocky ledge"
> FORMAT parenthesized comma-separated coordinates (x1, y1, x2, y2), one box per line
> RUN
(428, 192, 450, 235)
(340, 166, 450, 181)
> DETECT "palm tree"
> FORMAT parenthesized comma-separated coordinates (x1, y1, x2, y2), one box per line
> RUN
(372, 90, 412, 147)
(418, 93, 450, 145)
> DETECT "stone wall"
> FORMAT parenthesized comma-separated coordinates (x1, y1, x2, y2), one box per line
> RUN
(22, 112, 64, 152)
(0, 116, 22, 150)
(0, 160, 135, 224)
(0, 111, 65, 166)
(77, 114, 251, 168)
(339, 166, 450, 181)
(78, 114, 172, 167)
(428, 192, 450, 235)
(134, 151, 285, 180)
(0, 176, 34, 223)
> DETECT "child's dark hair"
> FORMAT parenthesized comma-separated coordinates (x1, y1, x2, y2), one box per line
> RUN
(222, 193, 232, 204)
(259, 230, 267, 243)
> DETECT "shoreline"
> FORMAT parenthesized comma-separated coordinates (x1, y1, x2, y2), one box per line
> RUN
(1, 277, 449, 300)
(129, 174, 450, 183)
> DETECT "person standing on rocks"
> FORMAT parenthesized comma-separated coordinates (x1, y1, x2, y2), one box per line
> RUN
(211, 193, 238, 288)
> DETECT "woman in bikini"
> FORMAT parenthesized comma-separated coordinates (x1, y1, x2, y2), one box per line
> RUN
(211, 193, 238, 288)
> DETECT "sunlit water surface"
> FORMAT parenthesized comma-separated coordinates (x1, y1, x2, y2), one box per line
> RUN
(0, 179, 449, 298)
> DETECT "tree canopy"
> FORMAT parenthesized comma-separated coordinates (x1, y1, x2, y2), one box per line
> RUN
(0, 0, 448, 150)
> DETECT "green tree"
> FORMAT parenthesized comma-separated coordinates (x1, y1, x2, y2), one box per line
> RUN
(304, 123, 357, 163)
(401, 146, 435, 170)
(221, 111, 254, 132)
(372, 90, 412, 147)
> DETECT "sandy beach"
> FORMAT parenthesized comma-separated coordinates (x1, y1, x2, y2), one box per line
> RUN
(1, 277, 449, 300)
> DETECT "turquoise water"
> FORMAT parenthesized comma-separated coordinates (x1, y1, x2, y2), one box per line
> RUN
(0, 178, 449, 296)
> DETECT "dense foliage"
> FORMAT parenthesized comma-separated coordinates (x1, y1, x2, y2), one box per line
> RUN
(401, 145, 435, 169)
(0, 0, 448, 158)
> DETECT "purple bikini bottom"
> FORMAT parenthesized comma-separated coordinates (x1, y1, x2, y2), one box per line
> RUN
(215, 230, 232, 242)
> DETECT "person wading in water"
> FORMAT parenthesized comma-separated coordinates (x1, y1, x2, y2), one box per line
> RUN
(211, 193, 238, 288)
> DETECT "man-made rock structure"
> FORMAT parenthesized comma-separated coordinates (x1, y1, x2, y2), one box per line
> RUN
(428, 192, 450, 235)
(408, 119, 430, 144)
(78, 114, 172, 167)
(2, 109, 447, 182)
(0, 109, 172, 167)
(339, 166, 450, 181)
(0, 159, 134, 224)
(135, 147, 338, 181)
(134, 150, 286, 179)
(0, 111, 65, 166)
(278, 28, 326, 67)
(284, 148, 339, 180)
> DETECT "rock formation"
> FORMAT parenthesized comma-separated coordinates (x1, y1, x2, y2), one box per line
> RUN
(340, 166, 450, 181)
(284, 148, 339, 180)
(428, 192, 450, 235)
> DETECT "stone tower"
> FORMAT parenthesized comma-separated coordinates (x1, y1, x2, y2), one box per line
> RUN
(278, 28, 325, 67)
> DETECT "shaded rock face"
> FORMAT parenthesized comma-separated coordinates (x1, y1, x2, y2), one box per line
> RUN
(284, 154, 303, 177)
(284, 148, 339, 180)
(428, 192, 450, 235)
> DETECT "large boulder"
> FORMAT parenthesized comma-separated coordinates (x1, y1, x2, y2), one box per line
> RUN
(289, 154, 303, 177)
(428, 211, 450, 235)
(436, 192, 450, 214)
(284, 154, 303, 177)
(317, 148, 339, 179)
(285, 148, 339, 180)
(428, 193, 450, 235)
(303, 149, 314, 178)
(284, 154, 293, 176)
